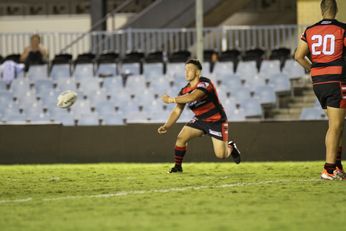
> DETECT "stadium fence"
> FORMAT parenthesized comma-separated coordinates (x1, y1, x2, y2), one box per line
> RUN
(0, 25, 305, 58)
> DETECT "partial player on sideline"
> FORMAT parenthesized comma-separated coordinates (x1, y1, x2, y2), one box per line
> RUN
(295, 0, 346, 180)
(157, 59, 241, 173)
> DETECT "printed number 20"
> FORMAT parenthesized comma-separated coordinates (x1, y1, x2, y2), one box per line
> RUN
(311, 34, 335, 55)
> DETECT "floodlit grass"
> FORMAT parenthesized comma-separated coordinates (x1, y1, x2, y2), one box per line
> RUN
(0, 162, 345, 231)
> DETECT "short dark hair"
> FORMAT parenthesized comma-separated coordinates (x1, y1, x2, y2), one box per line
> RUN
(31, 34, 41, 42)
(321, 0, 338, 17)
(185, 59, 202, 71)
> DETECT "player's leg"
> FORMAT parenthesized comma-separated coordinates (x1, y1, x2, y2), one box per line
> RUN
(322, 106, 345, 179)
(169, 125, 204, 173)
(209, 121, 241, 163)
(211, 138, 230, 159)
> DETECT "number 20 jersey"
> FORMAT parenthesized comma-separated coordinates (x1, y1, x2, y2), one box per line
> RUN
(301, 19, 346, 84)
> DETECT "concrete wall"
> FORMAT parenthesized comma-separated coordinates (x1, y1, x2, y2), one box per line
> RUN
(0, 14, 131, 33)
(297, 0, 346, 26)
(0, 121, 334, 164)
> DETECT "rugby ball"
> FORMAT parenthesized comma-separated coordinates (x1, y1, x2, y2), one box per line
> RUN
(57, 90, 77, 108)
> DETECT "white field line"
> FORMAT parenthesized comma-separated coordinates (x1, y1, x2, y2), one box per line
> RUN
(0, 179, 319, 205)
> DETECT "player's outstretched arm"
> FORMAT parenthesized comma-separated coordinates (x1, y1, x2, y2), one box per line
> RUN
(157, 103, 185, 134)
(295, 40, 311, 72)
(161, 89, 205, 104)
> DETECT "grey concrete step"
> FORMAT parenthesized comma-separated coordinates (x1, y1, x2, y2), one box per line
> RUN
(273, 114, 300, 120)
(288, 102, 315, 108)
(291, 95, 316, 103)
(272, 108, 302, 114)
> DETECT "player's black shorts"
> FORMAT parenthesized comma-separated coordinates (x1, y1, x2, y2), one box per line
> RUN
(313, 81, 346, 109)
(186, 118, 228, 141)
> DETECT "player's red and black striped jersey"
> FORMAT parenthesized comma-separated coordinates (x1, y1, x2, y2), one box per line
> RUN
(301, 19, 346, 84)
(178, 77, 227, 122)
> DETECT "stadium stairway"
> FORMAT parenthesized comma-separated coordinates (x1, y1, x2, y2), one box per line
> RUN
(271, 78, 316, 120)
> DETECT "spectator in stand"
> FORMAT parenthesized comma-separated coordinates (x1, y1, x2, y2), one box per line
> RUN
(20, 34, 49, 71)
(210, 52, 219, 73)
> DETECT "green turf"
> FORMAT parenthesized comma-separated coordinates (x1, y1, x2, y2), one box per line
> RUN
(0, 162, 345, 231)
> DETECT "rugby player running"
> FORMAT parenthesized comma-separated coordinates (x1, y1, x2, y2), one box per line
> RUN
(158, 59, 241, 173)
(295, 0, 346, 180)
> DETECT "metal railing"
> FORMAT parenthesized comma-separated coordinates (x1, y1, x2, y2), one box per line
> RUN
(0, 25, 306, 59)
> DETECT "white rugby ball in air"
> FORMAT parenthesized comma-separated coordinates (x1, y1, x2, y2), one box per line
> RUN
(57, 90, 77, 108)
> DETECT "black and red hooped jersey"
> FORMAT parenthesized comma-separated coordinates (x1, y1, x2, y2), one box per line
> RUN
(178, 77, 227, 122)
(301, 19, 346, 84)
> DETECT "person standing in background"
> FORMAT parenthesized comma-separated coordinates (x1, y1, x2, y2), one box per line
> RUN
(295, 0, 346, 180)
(20, 34, 49, 71)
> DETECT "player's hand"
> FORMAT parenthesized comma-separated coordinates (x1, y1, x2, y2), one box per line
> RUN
(161, 94, 174, 104)
(157, 125, 168, 134)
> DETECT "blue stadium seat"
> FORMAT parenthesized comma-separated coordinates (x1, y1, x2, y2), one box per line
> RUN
(88, 90, 108, 107)
(135, 89, 156, 107)
(69, 99, 92, 119)
(243, 100, 263, 118)
(212, 61, 234, 79)
(143, 63, 164, 79)
(94, 101, 116, 115)
(149, 107, 170, 123)
(3, 108, 26, 124)
(22, 101, 43, 114)
(254, 85, 277, 106)
(56, 78, 77, 92)
(53, 112, 75, 126)
(223, 98, 237, 117)
(101, 113, 125, 125)
(232, 88, 252, 102)
(148, 76, 171, 95)
(96, 63, 117, 77)
(50, 64, 71, 80)
(121, 63, 141, 75)
(10, 78, 31, 97)
(282, 59, 305, 80)
(102, 76, 123, 93)
(79, 78, 101, 95)
(0, 81, 7, 91)
(300, 107, 326, 120)
(166, 63, 185, 79)
(73, 63, 94, 79)
(126, 110, 150, 124)
(26, 64, 48, 81)
(77, 113, 100, 126)
(236, 61, 258, 81)
(39, 90, 60, 109)
(17, 91, 37, 107)
(34, 79, 54, 96)
(0, 91, 14, 103)
(270, 73, 291, 94)
(125, 75, 147, 91)
(259, 60, 281, 76)
(244, 75, 267, 92)
(228, 107, 246, 121)
(108, 89, 133, 108)
(26, 110, 51, 124)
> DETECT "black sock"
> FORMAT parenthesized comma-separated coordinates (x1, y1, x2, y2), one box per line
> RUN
(324, 163, 336, 174)
(174, 146, 186, 167)
(336, 147, 343, 170)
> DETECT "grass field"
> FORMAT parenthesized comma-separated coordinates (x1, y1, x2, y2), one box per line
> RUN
(0, 162, 345, 231)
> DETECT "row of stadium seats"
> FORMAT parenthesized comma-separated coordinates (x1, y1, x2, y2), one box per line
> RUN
(0, 53, 306, 125)
(0, 48, 291, 65)
(0, 70, 299, 125)
(0, 48, 297, 76)
(7, 59, 304, 81)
